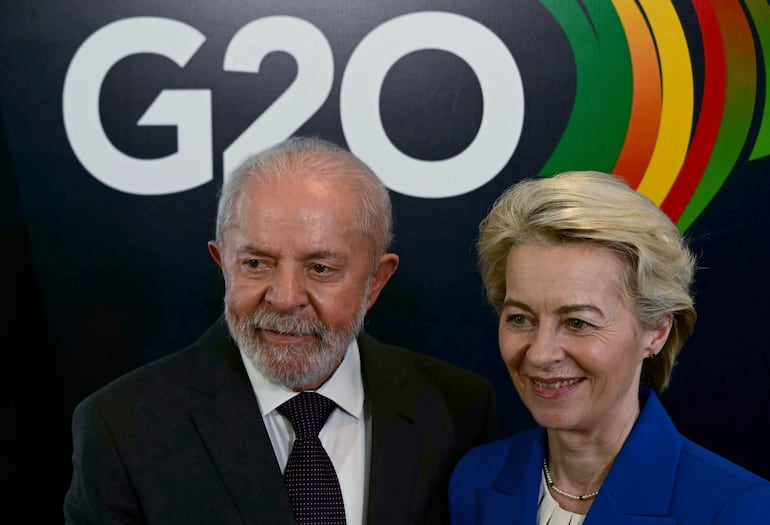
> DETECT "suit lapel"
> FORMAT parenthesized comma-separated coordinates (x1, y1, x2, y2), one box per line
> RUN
(187, 318, 296, 525)
(358, 333, 425, 523)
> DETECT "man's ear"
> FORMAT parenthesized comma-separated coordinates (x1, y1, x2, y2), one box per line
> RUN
(365, 253, 399, 310)
(208, 240, 223, 268)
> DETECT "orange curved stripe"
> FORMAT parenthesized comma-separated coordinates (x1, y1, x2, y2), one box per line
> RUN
(611, 0, 662, 188)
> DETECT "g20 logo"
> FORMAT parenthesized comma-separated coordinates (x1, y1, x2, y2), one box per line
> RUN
(62, 13, 525, 199)
(63, 3, 769, 231)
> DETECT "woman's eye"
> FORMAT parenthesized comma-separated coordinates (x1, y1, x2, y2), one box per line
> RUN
(509, 314, 527, 325)
(568, 318, 588, 329)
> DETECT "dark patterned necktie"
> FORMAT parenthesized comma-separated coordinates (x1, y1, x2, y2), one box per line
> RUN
(277, 392, 347, 525)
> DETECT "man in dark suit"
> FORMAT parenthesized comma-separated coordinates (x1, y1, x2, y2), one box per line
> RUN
(64, 136, 497, 524)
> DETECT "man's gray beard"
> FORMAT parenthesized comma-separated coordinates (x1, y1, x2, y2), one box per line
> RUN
(225, 298, 368, 390)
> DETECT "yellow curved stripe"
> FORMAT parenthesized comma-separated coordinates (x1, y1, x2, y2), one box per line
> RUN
(611, 0, 662, 187)
(635, 0, 695, 205)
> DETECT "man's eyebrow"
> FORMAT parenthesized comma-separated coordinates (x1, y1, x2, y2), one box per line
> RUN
(236, 244, 265, 255)
(235, 246, 346, 261)
(305, 249, 341, 260)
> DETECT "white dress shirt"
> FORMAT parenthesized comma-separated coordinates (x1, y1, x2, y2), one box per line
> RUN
(241, 340, 368, 525)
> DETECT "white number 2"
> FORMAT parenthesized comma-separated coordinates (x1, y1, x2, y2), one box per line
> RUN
(222, 16, 334, 182)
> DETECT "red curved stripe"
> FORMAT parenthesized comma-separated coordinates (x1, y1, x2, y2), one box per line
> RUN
(660, 2, 726, 222)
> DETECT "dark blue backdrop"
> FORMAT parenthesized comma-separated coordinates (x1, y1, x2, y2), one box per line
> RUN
(1, 1, 768, 520)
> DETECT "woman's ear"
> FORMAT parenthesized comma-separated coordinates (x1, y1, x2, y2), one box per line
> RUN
(647, 314, 673, 357)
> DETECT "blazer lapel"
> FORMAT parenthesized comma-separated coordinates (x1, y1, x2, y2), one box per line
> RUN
(584, 390, 681, 525)
(481, 429, 544, 525)
(187, 318, 296, 525)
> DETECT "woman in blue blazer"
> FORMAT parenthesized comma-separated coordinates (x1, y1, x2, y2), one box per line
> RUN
(450, 171, 770, 524)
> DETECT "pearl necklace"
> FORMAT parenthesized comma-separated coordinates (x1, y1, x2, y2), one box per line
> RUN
(542, 458, 600, 501)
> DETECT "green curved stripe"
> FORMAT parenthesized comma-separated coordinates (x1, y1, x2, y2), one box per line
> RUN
(537, 0, 633, 178)
(745, 0, 770, 161)
(678, 2, 757, 231)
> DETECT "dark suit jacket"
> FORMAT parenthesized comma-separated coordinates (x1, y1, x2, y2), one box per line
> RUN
(64, 316, 497, 524)
(449, 388, 770, 524)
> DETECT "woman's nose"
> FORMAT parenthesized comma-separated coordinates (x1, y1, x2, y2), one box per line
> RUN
(525, 327, 564, 368)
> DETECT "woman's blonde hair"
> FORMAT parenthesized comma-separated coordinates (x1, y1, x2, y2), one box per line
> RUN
(477, 171, 697, 392)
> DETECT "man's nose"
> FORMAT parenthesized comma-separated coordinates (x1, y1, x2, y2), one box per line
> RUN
(264, 265, 309, 311)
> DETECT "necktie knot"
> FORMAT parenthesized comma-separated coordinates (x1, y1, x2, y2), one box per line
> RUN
(277, 392, 337, 440)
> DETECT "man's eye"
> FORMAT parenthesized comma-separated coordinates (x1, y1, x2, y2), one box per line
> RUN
(246, 259, 263, 268)
(568, 318, 588, 329)
(311, 263, 329, 274)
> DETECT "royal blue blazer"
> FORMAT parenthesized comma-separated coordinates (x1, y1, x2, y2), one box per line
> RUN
(449, 388, 770, 524)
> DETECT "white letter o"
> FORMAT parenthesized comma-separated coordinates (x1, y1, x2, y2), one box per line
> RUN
(340, 11, 525, 198)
